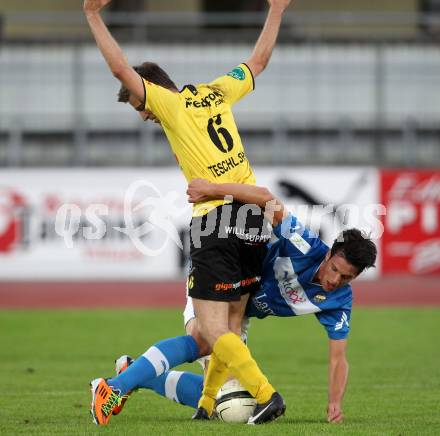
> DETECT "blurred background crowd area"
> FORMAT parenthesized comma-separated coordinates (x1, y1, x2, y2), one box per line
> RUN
(1, 0, 440, 168)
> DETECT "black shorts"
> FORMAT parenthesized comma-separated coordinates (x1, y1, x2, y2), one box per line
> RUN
(188, 202, 270, 302)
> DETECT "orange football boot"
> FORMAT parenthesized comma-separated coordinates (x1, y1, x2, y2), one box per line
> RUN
(90, 378, 122, 425)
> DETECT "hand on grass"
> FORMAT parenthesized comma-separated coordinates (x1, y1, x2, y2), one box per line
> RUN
(327, 403, 343, 423)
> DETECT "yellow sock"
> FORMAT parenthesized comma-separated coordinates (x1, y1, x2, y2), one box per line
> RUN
(213, 332, 275, 404)
(197, 352, 229, 415)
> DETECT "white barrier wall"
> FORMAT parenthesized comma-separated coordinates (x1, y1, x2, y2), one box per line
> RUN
(0, 167, 381, 280)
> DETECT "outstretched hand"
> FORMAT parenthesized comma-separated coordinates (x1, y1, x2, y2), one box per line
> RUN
(187, 179, 213, 203)
(267, 0, 292, 12)
(83, 0, 112, 14)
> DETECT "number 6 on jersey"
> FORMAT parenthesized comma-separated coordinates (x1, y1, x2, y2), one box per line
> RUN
(207, 114, 234, 153)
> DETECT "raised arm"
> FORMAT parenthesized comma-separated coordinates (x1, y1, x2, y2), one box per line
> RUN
(83, 0, 144, 103)
(246, 0, 292, 78)
(187, 179, 286, 226)
(327, 339, 349, 423)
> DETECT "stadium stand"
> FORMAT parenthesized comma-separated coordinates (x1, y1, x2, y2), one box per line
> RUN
(0, 2, 439, 167)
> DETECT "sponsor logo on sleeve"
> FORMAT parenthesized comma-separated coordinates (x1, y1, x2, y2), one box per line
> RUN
(227, 67, 246, 81)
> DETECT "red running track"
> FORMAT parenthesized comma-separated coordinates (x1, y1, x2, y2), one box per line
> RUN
(0, 275, 438, 309)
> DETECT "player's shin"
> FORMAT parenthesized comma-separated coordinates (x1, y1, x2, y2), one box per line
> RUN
(107, 335, 199, 395)
(143, 371, 204, 409)
(197, 352, 229, 415)
(213, 332, 275, 404)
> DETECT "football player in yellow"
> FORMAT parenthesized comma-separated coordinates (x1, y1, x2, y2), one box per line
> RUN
(84, 0, 292, 425)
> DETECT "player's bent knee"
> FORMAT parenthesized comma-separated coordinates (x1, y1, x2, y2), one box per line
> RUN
(198, 323, 229, 347)
(185, 318, 212, 356)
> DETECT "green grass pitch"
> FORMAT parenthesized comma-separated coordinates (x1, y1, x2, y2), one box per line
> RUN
(1, 308, 439, 435)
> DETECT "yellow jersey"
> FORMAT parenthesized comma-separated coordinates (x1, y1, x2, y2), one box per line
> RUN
(142, 63, 256, 216)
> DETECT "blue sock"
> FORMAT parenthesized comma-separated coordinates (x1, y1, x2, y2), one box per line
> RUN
(142, 371, 203, 409)
(108, 336, 199, 395)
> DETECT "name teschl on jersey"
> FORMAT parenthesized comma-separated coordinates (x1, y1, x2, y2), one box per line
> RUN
(208, 152, 248, 178)
(185, 90, 224, 108)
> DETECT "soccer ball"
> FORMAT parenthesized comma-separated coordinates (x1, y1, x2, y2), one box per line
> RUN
(215, 379, 257, 423)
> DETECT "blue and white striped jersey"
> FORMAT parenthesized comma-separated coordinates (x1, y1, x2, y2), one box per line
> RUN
(246, 213, 352, 340)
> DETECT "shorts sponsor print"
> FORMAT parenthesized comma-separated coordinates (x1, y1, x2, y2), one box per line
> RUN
(214, 276, 261, 292)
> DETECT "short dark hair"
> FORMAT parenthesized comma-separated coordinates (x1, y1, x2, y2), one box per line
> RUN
(117, 62, 178, 103)
(330, 228, 377, 275)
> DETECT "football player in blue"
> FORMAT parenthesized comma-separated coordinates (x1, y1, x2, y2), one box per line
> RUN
(98, 179, 377, 424)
